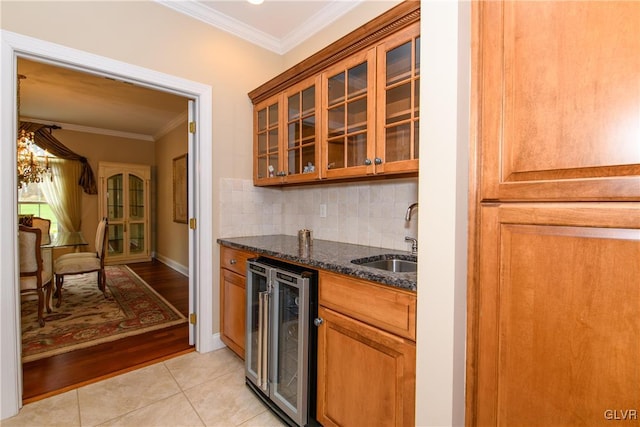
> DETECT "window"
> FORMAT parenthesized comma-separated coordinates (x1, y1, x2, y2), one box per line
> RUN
(18, 184, 58, 235)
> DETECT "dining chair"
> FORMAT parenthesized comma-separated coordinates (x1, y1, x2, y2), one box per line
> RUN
(53, 218, 109, 308)
(31, 217, 52, 245)
(19, 225, 53, 327)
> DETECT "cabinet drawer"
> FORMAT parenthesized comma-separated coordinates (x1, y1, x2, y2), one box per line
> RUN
(220, 246, 255, 276)
(318, 270, 416, 341)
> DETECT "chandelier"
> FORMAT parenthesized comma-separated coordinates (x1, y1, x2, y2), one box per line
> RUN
(17, 129, 51, 189)
(17, 74, 52, 189)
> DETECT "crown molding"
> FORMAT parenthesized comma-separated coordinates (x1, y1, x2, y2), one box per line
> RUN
(155, 0, 364, 55)
(280, 0, 363, 54)
(155, 0, 282, 53)
(23, 117, 155, 141)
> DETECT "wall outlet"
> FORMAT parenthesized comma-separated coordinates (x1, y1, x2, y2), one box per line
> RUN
(319, 204, 327, 218)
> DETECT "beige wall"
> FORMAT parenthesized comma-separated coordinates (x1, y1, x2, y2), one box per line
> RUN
(54, 129, 156, 253)
(155, 121, 189, 269)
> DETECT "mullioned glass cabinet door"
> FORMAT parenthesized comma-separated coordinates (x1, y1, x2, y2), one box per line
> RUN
(375, 22, 420, 175)
(283, 75, 321, 183)
(321, 48, 376, 179)
(254, 94, 284, 185)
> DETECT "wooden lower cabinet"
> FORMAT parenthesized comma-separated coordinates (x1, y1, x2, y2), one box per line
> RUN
(316, 270, 417, 427)
(220, 269, 246, 358)
(219, 246, 255, 359)
(316, 307, 416, 427)
(471, 203, 640, 426)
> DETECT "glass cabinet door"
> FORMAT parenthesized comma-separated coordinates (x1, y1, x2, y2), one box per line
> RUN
(376, 22, 420, 174)
(283, 76, 321, 183)
(255, 95, 283, 184)
(106, 173, 124, 257)
(322, 49, 375, 179)
(128, 175, 145, 255)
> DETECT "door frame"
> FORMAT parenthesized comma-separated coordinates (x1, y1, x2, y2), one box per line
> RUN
(0, 29, 215, 418)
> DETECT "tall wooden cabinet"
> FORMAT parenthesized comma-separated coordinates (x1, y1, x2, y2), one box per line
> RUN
(468, 2, 640, 426)
(98, 162, 151, 264)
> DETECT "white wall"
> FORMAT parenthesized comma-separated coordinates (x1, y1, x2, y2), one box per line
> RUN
(416, 1, 470, 425)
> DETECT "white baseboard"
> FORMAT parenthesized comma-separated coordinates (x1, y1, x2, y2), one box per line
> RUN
(203, 333, 227, 353)
(153, 253, 188, 276)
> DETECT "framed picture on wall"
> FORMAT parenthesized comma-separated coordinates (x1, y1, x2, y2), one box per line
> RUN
(173, 153, 188, 224)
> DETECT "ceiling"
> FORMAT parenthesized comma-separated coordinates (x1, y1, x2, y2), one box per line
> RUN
(17, 0, 363, 141)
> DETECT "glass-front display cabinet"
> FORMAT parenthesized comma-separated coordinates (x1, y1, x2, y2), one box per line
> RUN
(98, 162, 151, 264)
(321, 49, 376, 179)
(375, 22, 420, 175)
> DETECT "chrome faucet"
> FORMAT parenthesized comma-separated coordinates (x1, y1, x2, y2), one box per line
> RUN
(405, 202, 418, 221)
(405, 236, 418, 254)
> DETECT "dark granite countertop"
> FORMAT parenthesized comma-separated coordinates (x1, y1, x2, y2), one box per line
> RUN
(217, 235, 417, 292)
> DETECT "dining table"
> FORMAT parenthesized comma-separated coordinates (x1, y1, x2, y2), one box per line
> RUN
(42, 231, 88, 251)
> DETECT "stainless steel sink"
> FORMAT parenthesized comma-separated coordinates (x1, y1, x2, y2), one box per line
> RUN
(351, 255, 417, 273)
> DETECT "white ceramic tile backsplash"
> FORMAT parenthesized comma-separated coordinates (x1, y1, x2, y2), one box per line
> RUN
(219, 178, 418, 251)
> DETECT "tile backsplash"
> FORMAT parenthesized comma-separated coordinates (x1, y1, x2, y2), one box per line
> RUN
(219, 177, 418, 251)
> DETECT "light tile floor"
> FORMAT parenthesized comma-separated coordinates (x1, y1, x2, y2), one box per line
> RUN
(3, 348, 287, 427)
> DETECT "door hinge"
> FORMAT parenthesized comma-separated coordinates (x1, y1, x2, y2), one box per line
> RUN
(189, 313, 197, 324)
(189, 218, 197, 230)
(189, 121, 196, 133)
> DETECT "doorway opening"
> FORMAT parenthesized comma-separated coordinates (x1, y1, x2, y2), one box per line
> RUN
(1, 30, 215, 413)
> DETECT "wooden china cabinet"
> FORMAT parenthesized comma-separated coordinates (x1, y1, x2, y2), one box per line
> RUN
(249, 1, 421, 186)
(98, 162, 151, 264)
(467, 2, 640, 426)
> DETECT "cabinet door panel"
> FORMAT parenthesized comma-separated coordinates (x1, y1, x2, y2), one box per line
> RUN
(376, 22, 420, 175)
(254, 94, 284, 185)
(316, 306, 416, 427)
(322, 49, 376, 179)
(478, 2, 640, 200)
(475, 204, 640, 425)
(283, 76, 321, 183)
(220, 268, 246, 359)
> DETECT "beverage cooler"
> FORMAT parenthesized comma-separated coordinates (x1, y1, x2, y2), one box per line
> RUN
(245, 257, 319, 427)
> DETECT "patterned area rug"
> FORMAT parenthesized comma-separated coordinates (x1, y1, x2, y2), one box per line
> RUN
(21, 265, 187, 362)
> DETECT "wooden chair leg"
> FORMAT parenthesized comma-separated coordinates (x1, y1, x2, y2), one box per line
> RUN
(55, 275, 64, 308)
(37, 287, 45, 327)
(45, 282, 53, 313)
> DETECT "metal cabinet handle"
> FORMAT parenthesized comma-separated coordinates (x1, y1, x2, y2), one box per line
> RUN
(374, 157, 383, 165)
(230, 259, 237, 265)
(364, 158, 372, 166)
(314, 318, 324, 327)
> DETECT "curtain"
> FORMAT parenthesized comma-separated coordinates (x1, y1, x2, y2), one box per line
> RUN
(19, 122, 97, 194)
(41, 158, 82, 232)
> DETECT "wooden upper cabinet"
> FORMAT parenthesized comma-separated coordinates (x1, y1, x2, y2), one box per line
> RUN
(375, 22, 420, 175)
(253, 94, 284, 185)
(321, 49, 376, 179)
(249, 1, 421, 186)
(477, 1, 640, 201)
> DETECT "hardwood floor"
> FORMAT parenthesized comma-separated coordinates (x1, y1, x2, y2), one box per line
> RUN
(22, 259, 193, 404)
